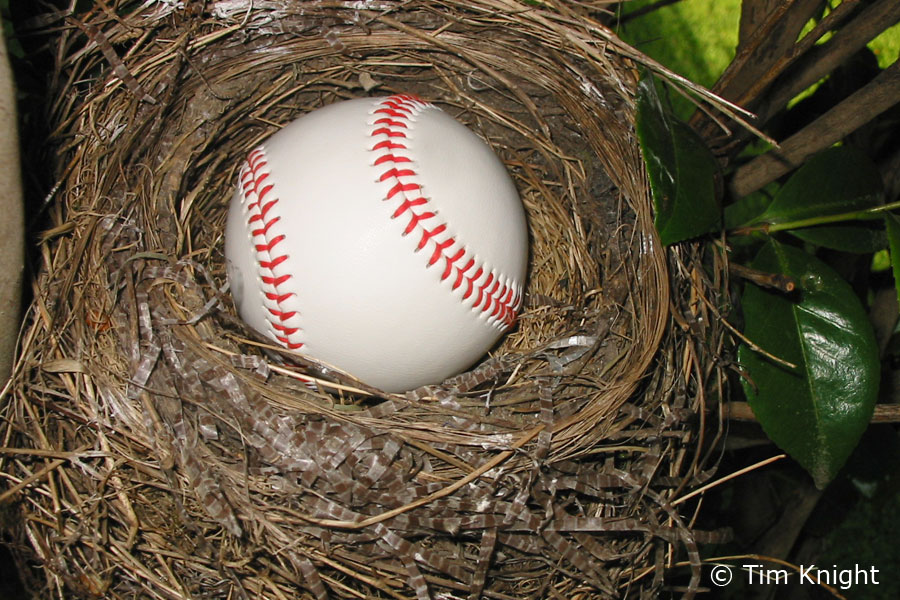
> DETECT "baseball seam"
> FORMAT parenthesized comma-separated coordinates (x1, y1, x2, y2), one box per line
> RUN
(240, 147, 304, 350)
(370, 94, 522, 329)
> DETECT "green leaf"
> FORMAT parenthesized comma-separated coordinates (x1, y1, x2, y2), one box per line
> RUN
(872, 249, 891, 272)
(738, 239, 879, 488)
(885, 213, 900, 308)
(756, 145, 884, 226)
(724, 188, 773, 230)
(636, 73, 720, 245)
(789, 223, 887, 253)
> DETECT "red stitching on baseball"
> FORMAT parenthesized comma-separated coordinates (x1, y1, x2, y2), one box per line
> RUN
(374, 154, 411, 166)
(429, 237, 454, 267)
(442, 248, 466, 281)
(372, 140, 407, 152)
(261, 273, 290, 286)
(373, 117, 408, 129)
(369, 96, 523, 328)
(260, 254, 287, 269)
(392, 197, 428, 217)
(254, 234, 284, 253)
(402, 211, 436, 237)
(462, 266, 482, 301)
(240, 146, 304, 349)
(387, 182, 421, 201)
(379, 168, 415, 181)
(256, 197, 278, 219)
(418, 223, 446, 252)
(476, 273, 495, 310)
(251, 215, 280, 237)
(371, 127, 407, 138)
(266, 291, 293, 304)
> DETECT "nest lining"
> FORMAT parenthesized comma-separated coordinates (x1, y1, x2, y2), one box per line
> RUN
(0, 2, 729, 599)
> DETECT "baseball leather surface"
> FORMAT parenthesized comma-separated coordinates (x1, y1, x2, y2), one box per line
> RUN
(225, 94, 528, 392)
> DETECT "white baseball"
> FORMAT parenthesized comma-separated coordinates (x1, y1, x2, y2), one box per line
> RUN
(225, 94, 528, 392)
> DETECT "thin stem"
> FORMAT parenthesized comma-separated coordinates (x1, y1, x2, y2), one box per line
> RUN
(766, 199, 900, 233)
(672, 454, 787, 507)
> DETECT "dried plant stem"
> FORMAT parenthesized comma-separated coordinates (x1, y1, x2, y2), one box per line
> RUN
(671, 453, 786, 507)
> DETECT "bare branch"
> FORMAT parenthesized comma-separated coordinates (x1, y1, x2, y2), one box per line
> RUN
(755, 0, 900, 126)
(724, 402, 900, 423)
(730, 58, 900, 198)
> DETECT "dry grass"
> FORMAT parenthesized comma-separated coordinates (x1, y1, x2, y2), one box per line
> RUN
(1, 1, 732, 598)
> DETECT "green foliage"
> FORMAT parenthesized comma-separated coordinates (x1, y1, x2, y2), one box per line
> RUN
(738, 240, 879, 489)
(752, 146, 884, 226)
(636, 85, 895, 489)
(617, 0, 741, 119)
(884, 214, 900, 306)
(869, 21, 900, 69)
(736, 146, 888, 253)
(791, 223, 887, 254)
(723, 189, 772, 231)
(636, 73, 720, 245)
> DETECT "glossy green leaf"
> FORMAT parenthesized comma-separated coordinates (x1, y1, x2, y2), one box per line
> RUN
(790, 223, 887, 253)
(756, 145, 884, 226)
(885, 213, 900, 308)
(636, 73, 720, 245)
(738, 239, 879, 488)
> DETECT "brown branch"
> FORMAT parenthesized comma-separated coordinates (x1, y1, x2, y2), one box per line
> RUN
(724, 402, 900, 424)
(737, 0, 782, 53)
(729, 57, 900, 198)
(729, 262, 796, 293)
(710, 0, 823, 108)
(754, 0, 900, 126)
(695, 0, 900, 149)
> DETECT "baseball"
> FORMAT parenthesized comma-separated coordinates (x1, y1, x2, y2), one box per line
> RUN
(225, 94, 528, 392)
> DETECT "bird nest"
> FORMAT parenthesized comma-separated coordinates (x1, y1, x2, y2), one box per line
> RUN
(2, 2, 730, 599)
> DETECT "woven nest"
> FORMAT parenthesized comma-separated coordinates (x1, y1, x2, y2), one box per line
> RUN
(2, 2, 731, 599)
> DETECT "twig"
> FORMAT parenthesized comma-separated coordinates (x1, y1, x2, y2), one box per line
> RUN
(0, 457, 67, 504)
(728, 263, 796, 293)
(724, 401, 900, 423)
(671, 454, 786, 506)
(709, 0, 822, 110)
(730, 58, 900, 197)
(722, 0, 864, 114)
(756, 0, 900, 126)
